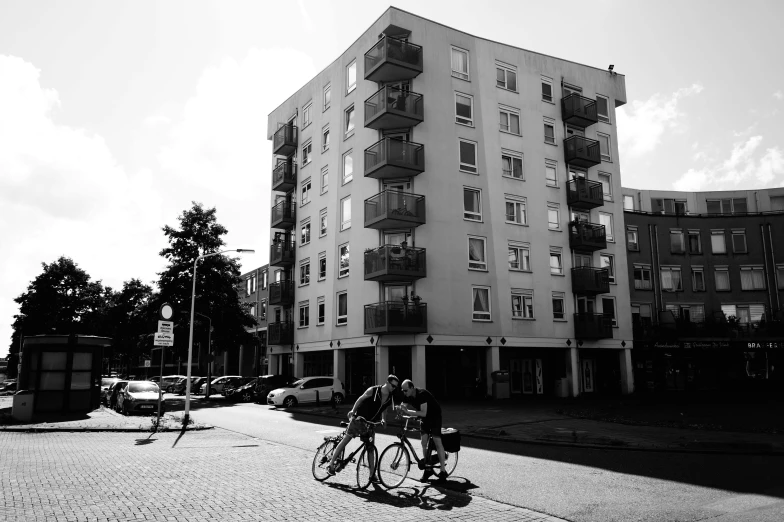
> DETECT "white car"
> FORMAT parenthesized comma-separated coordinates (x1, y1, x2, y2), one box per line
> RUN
(267, 376, 345, 408)
(199, 375, 242, 395)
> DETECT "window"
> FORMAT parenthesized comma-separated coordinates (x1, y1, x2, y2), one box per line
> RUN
(541, 76, 553, 102)
(298, 301, 309, 328)
(301, 178, 311, 206)
(338, 244, 349, 278)
(732, 230, 747, 253)
(344, 105, 355, 137)
(599, 212, 614, 241)
(666, 304, 706, 323)
(549, 249, 563, 275)
(472, 286, 491, 321)
(300, 218, 311, 245)
(778, 265, 784, 290)
(336, 291, 347, 325)
(634, 265, 652, 290)
(623, 195, 635, 211)
(740, 266, 766, 290)
(627, 227, 639, 251)
(346, 60, 356, 94)
(318, 252, 326, 281)
(547, 203, 560, 230)
(688, 230, 702, 254)
(463, 187, 482, 221)
(317, 296, 325, 325)
(692, 268, 705, 291)
(600, 254, 615, 283)
(260, 299, 267, 319)
(675, 200, 688, 215)
(459, 139, 478, 173)
(302, 102, 312, 128)
(322, 125, 330, 152)
(670, 230, 685, 253)
(596, 94, 610, 123)
(660, 266, 683, 291)
(496, 62, 517, 91)
(323, 84, 331, 111)
(715, 267, 730, 291)
(302, 139, 312, 166)
(455, 92, 473, 126)
(602, 297, 617, 327)
(597, 133, 611, 161)
(451, 46, 469, 80)
(252, 276, 257, 293)
(320, 166, 328, 194)
(499, 106, 520, 134)
(319, 208, 327, 237)
(342, 150, 353, 184)
(598, 172, 612, 200)
(468, 236, 487, 271)
(340, 196, 351, 231)
(508, 242, 530, 271)
(501, 151, 523, 179)
(511, 289, 533, 319)
(706, 198, 747, 215)
(711, 230, 726, 254)
(261, 271, 268, 289)
(250, 304, 256, 317)
(245, 278, 252, 295)
(552, 292, 565, 319)
(651, 198, 687, 215)
(300, 258, 310, 286)
(505, 195, 527, 225)
(545, 159, 558, 187)
(544, 118, 556, 145)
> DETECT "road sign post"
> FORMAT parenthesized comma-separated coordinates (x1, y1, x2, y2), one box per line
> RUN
(154, 303, 175, 431)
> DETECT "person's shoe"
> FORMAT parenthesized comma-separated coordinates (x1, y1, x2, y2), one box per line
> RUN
(326, 466, 336, 476)
(420, 469, 434, 482)
(437, 471, 448, 481)
(370, 475, 381, 484)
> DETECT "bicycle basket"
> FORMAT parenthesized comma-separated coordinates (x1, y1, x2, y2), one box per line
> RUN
(440, 428, 461, 452)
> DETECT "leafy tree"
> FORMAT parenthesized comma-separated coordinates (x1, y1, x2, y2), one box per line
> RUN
(104, 279, 156, 376)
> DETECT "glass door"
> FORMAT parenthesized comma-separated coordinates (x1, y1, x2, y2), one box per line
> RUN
(574, 253, 592, 267)
(577, 297, 595, 314)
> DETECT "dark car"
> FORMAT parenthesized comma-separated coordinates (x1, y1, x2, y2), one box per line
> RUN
(117, 381, 163, 415)
(225, 378, 260, 402)
(253, 375, 299, 403)
(0, 380, 17, 396)
(171, 377, 202, 395)
(221, 377, 255, 397)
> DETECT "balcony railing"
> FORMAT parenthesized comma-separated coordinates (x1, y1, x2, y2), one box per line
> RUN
(571, 267, 610, 295)
(268, 281, 295, 307)
(561, 93, 598, 128)
(271, 200, 296, 230)
(364, 245, 426, 282)
(270, 238, 295, 268)
(364, 190, 426, 229)
(574, 313, 613, 340)
(566, 178, 604, 210)
(568, 222, 607, 252)
(268, 321, 294, 345)
(364, 36, 423, 83)
(364, 301, 427, 334)
(564, 136, 601, 168)
(364, 138, 425, 180)
(365, 86, 424, 130)
(273, 125, 298, 157)
(272, 161, 297, 193)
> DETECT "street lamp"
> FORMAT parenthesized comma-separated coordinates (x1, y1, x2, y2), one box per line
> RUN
(184, 248, 255, 426)
(193, 312, 212, 399)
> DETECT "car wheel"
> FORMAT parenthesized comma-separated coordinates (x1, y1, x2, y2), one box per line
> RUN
(241, 391, 253, 402)
(333, 393, 344, 405)
(210, 387, 217, 395)
(283, 396, 298, 408)
(122, 403, 128, 416)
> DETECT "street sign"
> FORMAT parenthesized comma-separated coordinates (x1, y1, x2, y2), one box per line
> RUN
(154, 332, 174, 347)
(144, 360, 151, 368)
(158, 321, 173, 335)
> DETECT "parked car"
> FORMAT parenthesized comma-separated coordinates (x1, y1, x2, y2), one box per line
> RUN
(161, 375, 187, 393)
(253, 375, 299, 403)
(199, 375, 242, 395)
(117, 381, 164, 415)
(171, 377, 202, 395)
(188, 377, 209, 396)
(267, 376, 345, 408)
(0, 380, 17, 396)
(108, 380, 129, 411)
(100, 377, 121, 405)
(221, 377, 255, 396)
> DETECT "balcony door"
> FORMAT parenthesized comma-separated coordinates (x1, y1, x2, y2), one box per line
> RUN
(576, 297, 595, 314)
(385, 284, 411, 303)
(566, 125, 585, 138)
(384, 230, 411, 246)
(571, 210, 589, 223)
(568, 167, 586, 181)
(574, 253, 592, 268)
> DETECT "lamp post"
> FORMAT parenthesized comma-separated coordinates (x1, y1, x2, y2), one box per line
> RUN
(194, 312, 212, 399)
(183, 248, 255, 426)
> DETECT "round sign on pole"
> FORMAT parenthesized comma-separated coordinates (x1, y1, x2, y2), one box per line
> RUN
(159, 303, 174, 321)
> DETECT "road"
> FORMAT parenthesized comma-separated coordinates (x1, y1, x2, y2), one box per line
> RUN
(177, 396, 784, 522)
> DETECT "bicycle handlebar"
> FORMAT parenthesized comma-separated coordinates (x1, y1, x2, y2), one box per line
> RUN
(339, 415, 384, 428)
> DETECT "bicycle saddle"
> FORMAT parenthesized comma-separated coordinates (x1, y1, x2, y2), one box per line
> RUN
(339, 421, 349, 427)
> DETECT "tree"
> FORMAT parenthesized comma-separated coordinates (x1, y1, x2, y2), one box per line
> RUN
(104, 279, 156, 376)
(156, 202, 255, 373)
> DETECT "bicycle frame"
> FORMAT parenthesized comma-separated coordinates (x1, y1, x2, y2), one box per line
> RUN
(392, 417, 437, 468)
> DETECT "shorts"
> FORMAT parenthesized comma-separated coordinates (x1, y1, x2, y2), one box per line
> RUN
(346, 417, 375, 441)
(420, 416, 443, 437)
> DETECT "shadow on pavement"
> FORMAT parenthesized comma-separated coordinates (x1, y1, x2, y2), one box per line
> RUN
(325, 481, 472, 511)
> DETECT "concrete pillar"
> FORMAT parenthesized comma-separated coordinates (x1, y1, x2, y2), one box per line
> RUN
(619, 348, 634, 395)
(566, 347, 580, 397)
(293, 351, 305, 377)
(238, 345, 245, 376)
(411, 345, 426, 389)
(333, 349, 346, 384)
(269, 354, 280, 375)
(222, 351, 229, 376)
(375, 344, 389, 384)
(485, 346, 500, 397)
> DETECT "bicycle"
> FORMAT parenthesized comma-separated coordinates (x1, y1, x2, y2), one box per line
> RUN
(312, 416, 382, 489)
(376, 416, 459, 489)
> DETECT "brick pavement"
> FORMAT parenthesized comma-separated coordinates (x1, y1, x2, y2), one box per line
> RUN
(0, 430, 569, 522)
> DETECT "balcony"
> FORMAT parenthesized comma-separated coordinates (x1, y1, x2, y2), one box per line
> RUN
(566, 178, 604, 210)
(270, 239, 295, 268)
(272, 161, 297, 193)
(272, 125, 298, 157)
(564, 136, 601, 168)
(271, 200, 295, 230)
(268, 321, 294, 345)
(364, 190, 426, 229)
(364, 36, 423, 83)
(569, 222, 607, 252)
(364, 245, 426, 282)
(561, 93, 598, 128)
(571, 267, 610, 295)
(365, 86, 424, 130)
(268, 281, 295, 307)
(365, 138, 425, 180)
(574, 313, 613, 340)
(364, 301, 427, 334)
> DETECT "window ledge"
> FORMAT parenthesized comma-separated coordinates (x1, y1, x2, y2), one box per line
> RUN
(512, 317, 535, 321)
(500, 130, 522, 137)
(551, 273, 565, 277)
(344, 131, 354, 141)
(553, 318, 568, 322)
(456, 122, 474, 128)
(502, 175, 525, 182)
(542, 100, 555, 105)
(460, 169, 480, 175)
(545, 141, 558, 147)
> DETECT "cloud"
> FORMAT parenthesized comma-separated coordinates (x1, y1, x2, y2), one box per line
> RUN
(616, 84, 703, 158)
(143, 114, 172, 127)
(774, 90, 783, 101)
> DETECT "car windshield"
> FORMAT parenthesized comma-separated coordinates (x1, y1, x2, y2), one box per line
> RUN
(101, 378, 119, 386)
(290, 379, 305, 388)
(128, 382, 159, 393)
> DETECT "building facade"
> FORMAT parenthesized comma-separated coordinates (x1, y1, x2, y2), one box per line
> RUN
(237, 265, 270, 377)
(267, 7, 633, 400)
(622, 187, 784, 394)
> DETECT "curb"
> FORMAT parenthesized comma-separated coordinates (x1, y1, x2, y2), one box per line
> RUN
(0, 425, 214, 433)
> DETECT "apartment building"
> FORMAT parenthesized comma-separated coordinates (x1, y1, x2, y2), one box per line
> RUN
(266, 7, 632, 399)
(622, 187, 784, 394)
(236, 265, 270, 377)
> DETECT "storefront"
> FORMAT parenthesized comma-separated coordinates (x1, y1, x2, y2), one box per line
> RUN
(577, 348, 623, 395)
(344, 347, 374, 399)
(302, 351, 333, 377)
(500, 348, 566, 397)
(425, 346, 486, 400)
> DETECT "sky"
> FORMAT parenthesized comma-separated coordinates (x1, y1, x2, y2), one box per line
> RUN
(1, 0, 783, 358)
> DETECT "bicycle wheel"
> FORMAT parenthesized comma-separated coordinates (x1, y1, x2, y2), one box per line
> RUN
(312, 440, 337, 481)
(432, 450, 459, 477)
(377, 443, 411, 489)
(356, 444, 378, 490)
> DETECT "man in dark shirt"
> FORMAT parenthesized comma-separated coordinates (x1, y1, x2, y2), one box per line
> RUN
(399, 379, 447, 481)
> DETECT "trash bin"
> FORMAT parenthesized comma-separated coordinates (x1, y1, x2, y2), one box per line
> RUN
(12, 390, 34, 422)
(490, 370, 510, 399)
